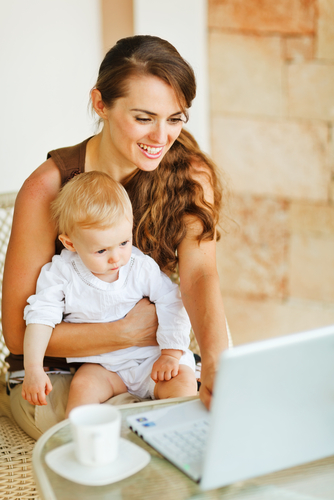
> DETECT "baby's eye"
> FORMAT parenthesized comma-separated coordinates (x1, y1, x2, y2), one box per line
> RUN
(97, 249, 106, 254)
(120, 240, 129, 247)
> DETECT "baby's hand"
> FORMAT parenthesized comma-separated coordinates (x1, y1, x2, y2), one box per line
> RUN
(151, 353, 180, 382)
(22, 368, 53, 406)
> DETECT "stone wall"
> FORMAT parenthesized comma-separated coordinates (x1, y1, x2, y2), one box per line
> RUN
(209, 0, 334, 343)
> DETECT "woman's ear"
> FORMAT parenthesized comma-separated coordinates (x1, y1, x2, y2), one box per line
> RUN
(91, 88, 108, 119)
(58, 234, 76, 252)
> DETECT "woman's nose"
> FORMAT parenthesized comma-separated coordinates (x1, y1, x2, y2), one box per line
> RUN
(149, 122, 167, 144)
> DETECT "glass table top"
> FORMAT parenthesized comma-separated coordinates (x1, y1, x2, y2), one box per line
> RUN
(32, 398, 334, 500)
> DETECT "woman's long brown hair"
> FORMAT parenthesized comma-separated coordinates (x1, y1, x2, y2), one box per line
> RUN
(124, 129, 224, 274)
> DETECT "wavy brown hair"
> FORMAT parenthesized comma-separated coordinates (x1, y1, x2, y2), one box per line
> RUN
(93, 35, 225, 273)
(124, 129, 223, 274)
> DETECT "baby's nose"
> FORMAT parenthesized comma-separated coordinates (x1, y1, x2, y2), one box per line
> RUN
(108, 253, 120, 263)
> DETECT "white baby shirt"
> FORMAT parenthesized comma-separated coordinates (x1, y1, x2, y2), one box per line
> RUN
(24, 247, 191, 370)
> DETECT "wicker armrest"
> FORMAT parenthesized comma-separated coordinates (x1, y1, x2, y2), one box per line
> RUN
(0, 192, 40, 499)
(0, 416, 40, 499)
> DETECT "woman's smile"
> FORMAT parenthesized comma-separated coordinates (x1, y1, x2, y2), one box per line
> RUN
(137, 143, 164, 158)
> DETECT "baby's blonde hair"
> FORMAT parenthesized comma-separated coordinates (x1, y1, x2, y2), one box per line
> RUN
(51, 171, 133, 236)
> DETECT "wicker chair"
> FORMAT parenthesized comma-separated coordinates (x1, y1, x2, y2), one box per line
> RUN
(0, 192, 40, 500)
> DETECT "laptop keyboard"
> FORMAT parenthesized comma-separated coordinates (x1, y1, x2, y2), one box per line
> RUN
(149, 419, 210, 480)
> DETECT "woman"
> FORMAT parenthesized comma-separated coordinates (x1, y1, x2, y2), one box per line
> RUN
(2, 35, 229, 439)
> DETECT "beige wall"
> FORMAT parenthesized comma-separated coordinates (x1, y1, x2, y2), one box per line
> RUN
(209, 0, 334, 343)
(100, 0, 133, 54)
(0, 0, 102, 193)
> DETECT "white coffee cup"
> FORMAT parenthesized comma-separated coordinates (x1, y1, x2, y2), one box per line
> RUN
(69, 404, 121, 467)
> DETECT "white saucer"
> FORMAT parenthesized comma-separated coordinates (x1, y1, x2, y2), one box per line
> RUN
(45, 438, 151, 486)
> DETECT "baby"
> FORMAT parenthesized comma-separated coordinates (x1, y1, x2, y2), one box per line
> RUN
(22, 171, 197, 416)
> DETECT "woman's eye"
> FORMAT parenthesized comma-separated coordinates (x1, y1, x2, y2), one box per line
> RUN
(169, 117, 184, 124)
(135, 117, 151, 123)
(97, 249, 106, 254)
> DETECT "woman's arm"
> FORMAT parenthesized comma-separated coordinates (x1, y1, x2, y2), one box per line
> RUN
(46, 298, 158, 357)
(2, 160, 60, 354)
(2, 160, 158, 357)
(178, 224, 228, 409)
(177, 166, 229, 409)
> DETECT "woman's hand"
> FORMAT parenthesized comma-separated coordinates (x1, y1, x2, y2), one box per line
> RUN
(199, 361, 216, 410)
(123, 298, 159, 347)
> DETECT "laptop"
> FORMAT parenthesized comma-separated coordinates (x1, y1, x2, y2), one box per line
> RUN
(127, 324, 334, 491)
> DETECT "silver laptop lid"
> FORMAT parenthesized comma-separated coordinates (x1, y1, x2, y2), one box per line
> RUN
(201, 324, 334, 490)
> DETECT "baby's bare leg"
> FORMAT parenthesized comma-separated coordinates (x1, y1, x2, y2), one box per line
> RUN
(66, 363, 127, 417)
(154, 365, 197, 400)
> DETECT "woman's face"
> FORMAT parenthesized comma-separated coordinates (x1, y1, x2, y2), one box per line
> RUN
(102, 75, 185, 174)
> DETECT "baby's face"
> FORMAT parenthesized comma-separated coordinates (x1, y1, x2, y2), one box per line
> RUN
(71, 216, 133, 283)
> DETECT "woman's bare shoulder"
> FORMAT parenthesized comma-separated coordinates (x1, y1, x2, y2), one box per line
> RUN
(12, 158, 62, 247)
(16, 158, 62, 208)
